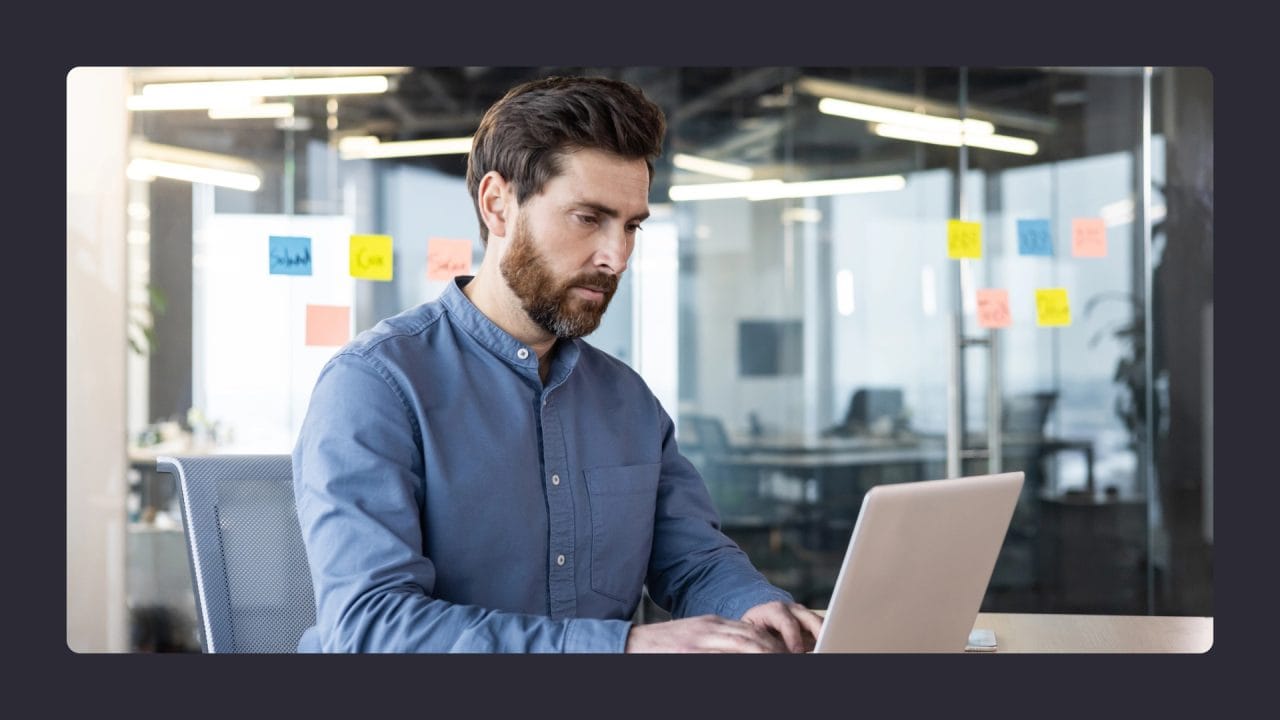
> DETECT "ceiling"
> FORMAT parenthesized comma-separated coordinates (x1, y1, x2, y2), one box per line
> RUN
(128, 66, 1154, 201)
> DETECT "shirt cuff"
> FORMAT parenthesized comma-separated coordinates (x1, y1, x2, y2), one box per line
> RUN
(716, 584, 796, 620)
(563, 617, 633, 653)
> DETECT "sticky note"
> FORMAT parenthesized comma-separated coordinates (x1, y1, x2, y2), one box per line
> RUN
(976, 289, 1012, 329)
(947, 220, 982, 259)
(1016, 219, 1053, 256)
(426, 237, 473, 281)
(1035, 288, 1072, 327)
(269, 236, 312, 275)
(350, 234, 394, 281)
(1072, 218, 1107, 258)
(305, 305, 351, 346)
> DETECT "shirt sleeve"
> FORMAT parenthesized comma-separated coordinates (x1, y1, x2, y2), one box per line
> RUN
(642, 403, 795, 620)
(293, 350, 631, 653)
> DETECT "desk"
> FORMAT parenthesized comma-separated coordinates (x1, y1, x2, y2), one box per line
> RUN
(813, 611, 1212, 652)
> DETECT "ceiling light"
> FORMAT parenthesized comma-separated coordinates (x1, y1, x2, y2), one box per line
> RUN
(128, 140, 262, 191)
(819, 98, 994, 136)
(339, 135, 474, 159)
(668, 179, 785, 201)
(126, 159, 261, 191)
(669, 175, 905, 202)
(870, 123, 1039, 156)
(747, 175, 906, 200)
(139, 75, 391, 103)
(671, 153, 755, 180)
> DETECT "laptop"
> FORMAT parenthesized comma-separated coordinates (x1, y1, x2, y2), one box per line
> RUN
(813, 471, 1024, 653)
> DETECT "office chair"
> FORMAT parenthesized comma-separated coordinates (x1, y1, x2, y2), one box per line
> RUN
(156, 454, 315, 653)
(824, 387, 906, 437)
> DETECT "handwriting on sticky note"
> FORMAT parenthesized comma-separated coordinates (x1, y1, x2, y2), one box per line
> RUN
(269, 236, 312, 275)
(1035, 288, 1072, 327)
(305, 305, 351, 347)
(1072, 218, 1107, 258)
(1016, 219, 1053, 257)
(947, 220, 982, 259)
(976, 289, 1012, 329)
(426, 237, 473, 281)
(350, 234, 394, 281)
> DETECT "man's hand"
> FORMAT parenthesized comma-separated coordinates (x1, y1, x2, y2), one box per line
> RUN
(740, 600, 824, 653)
(625, 614, 790, 653)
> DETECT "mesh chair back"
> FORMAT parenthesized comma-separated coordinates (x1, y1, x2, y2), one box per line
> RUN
(157, 455, 315, 653)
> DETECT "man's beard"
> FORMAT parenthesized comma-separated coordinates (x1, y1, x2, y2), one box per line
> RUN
(500, 219, 619, 339)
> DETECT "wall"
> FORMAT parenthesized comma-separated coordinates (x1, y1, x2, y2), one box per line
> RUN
(67, 66, 129, 651)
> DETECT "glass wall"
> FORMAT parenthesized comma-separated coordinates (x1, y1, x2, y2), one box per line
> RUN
(72, 66, 1212, 651)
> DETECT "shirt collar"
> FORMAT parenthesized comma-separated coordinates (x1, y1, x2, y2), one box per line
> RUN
(439, 275, 581, 382)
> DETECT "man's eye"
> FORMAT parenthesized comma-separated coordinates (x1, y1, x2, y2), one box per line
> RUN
(627, 224, 644, 234)
(576, 214, 599, 226)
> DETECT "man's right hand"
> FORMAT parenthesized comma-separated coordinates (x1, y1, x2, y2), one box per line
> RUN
(625, 615, 790, 653)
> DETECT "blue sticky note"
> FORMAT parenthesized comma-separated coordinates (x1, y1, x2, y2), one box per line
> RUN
(1017, 219, 1053, 256)
(269, 235, 312, 275)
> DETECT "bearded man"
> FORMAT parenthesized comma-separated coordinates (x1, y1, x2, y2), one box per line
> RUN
(292, 76, 823, 654)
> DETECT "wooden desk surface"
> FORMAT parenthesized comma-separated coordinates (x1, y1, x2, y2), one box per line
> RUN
(814, 611, 1212, 653)
(971, 612, 1212, 653)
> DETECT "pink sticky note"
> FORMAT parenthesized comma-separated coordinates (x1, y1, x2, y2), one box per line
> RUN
(305, 305, 351, 347)
(976, 289, 1012, 329)
(1072, 218, 1107, 258)
(426, 237, 473, 281)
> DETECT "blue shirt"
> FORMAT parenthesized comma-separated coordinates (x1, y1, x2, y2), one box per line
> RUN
(292, 276, 792, 652)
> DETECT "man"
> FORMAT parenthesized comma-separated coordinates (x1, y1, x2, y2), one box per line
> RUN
(293, 75, 823, 652)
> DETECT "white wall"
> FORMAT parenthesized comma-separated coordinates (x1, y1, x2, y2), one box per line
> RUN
(67, 66, 130, 652)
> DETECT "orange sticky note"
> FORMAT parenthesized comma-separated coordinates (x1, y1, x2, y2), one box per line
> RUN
(947, 219, 982, 259)
(976, 289, 1012, 329)
(1035, 288, 1072, 327)
(426, 237, 473, 281)
(350, 234, 394, 281)
(305, 305, 351, 346)
(1072, 218, 1107, 258)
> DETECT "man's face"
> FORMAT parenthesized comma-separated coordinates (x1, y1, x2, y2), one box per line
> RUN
(499, 148, 650, 339)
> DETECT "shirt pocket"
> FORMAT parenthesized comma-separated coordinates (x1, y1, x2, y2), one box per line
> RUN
(583, 462, 661, 603)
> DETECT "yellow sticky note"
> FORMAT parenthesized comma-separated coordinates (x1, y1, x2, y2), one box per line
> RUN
(1071, 218, 1107, 258)
(947, 220, 982, 259)
(426, 237, 473, 281)
(305, 305, 351, 347)
(976, 289, 1012, 329)
(350, 234, 394, 281)
(1035, 288, 1072, 327)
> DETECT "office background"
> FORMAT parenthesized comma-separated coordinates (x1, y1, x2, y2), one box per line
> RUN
(67, 66, 1213, 652)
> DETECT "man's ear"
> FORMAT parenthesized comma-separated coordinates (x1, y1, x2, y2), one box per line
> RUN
(477, 171, 512, 240)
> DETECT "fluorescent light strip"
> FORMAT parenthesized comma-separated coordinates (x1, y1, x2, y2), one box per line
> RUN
(339, 135, 474, 159)
(669, 175, 905, 202)
(126, 159, 261, 191)
(668, 179, 785, 201)
(129, 139, 260, 174)
(747, 175, 906, 200)
(140, 75, 390, 101)
(871, 123, 1039, 156)
(836, 270, 855, 316)
(208, 102, 295, 119)
(819, 98, 995, 136)
(672, 153, 755, 180)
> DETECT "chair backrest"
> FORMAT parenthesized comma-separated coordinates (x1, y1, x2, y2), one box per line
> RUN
(156, 454, 314, 653)
(840, 387, 905, 434)
(1002, 391, 1058, 436)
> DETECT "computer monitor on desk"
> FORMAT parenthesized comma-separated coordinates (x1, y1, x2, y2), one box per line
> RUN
(825, 387, 907, 438)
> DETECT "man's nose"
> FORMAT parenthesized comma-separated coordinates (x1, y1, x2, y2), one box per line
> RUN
(594, 225, 631, 275)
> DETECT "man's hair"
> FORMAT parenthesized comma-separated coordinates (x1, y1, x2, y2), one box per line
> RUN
(465, 75, 666, 245)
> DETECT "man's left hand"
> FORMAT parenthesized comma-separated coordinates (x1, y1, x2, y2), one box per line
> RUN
(740, 600, 824, 653)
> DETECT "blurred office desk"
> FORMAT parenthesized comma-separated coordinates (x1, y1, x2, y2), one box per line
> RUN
(972, 613, 1212, 653)
(812, 611, 1213, 653)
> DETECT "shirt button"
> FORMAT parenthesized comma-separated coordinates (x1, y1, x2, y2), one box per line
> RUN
(516, 348, 529, 360)
(556, 554, 566, 566)
(551, 474, 560, 486)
